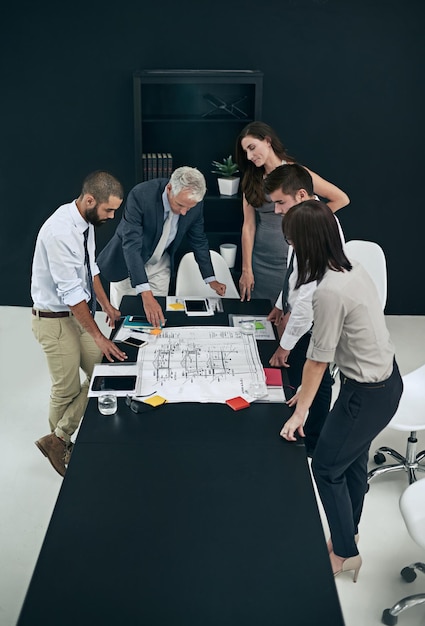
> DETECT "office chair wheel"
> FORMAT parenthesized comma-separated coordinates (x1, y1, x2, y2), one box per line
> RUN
(374, 452, 386, 465)
(400, 566, 417, 582)
(381, 608, 398, 625)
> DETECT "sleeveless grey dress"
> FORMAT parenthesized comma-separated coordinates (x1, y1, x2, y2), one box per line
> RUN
(250, 196, 289, 307)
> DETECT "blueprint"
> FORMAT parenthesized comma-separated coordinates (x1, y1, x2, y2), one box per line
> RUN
(135, 326, 266, 403)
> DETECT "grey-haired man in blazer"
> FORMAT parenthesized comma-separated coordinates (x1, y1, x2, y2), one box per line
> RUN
(97, 166, 226, 327)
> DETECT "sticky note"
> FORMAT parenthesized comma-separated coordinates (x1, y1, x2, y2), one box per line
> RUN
(169, 302, 185, 310)
(143, 395, 167, 407)
(264, 368, 282, 387)
(225, 396, 250, 411)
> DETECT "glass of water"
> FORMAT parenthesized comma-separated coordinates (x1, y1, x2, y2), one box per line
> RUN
(248, 381, 268, 399)
(240, 321, 255, 335)
(98, 393, 117, 415)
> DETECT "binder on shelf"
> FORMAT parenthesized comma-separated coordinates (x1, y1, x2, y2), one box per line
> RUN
(147, 153, 153, 179)
(157, 152, 163, 178)
(167, 153, 173, 177)
(144, 152, 173, 179)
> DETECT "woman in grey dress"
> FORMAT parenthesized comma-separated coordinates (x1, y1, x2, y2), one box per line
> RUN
(235, 122, 350, 306)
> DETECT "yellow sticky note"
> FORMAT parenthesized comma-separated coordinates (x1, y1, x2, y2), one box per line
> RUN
(143, 395, 167, 407)
(169, 302, 185, 310)
(150, 328, 162, 335)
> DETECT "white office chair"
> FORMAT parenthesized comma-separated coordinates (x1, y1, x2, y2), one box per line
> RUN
(344, 239, 387, 309)
(330, 239, 388, 379)
(382, 478, 425, 625)
(175, 250, 240, 299)
(368, 364, 425, 487)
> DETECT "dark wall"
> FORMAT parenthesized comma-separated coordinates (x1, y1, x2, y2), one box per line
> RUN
(2, 0, 424, 313)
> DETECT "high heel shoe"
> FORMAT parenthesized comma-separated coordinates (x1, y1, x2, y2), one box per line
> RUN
(327, 534, 359, 554)
(333, 554, 362, 582)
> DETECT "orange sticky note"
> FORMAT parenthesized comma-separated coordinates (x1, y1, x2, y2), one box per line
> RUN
(225, 396, 250, 411)
(143, 395, 167, 407)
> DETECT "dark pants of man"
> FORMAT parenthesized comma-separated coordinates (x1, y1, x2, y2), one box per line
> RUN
(287, 331, 333, 456)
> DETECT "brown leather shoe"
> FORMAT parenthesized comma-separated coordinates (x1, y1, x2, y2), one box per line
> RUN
(35, 433, 67, 477)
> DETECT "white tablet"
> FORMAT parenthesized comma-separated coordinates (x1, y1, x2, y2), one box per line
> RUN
(184, 298, 213, 316)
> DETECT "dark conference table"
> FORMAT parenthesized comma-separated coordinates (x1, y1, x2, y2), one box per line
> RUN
(18, 298, 345, 626)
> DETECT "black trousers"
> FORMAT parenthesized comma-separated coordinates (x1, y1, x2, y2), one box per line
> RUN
(287, 331, 333, 455)
(311, 360, 404, 558)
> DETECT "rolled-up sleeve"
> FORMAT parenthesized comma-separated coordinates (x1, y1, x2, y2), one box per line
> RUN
(307, 288, 345, 363)
(47, 235, 88, 307)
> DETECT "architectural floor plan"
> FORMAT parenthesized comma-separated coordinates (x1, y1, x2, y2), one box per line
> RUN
(135, 326, 266, 403)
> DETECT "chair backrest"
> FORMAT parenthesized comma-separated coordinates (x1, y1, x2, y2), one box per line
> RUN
(344, 240, 387, 310)
(389, 364, 425, 432)
(175, 250, 240, 298)
(399, 478, 425, 550)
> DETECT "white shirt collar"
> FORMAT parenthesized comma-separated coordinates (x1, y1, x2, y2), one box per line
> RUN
(70, 200, 90, 234)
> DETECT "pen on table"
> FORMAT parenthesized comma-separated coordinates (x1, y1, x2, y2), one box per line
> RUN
(133, 391, 157, 398)
(110, 361, 138, 365)
(132, 326, 165, 335)
(118, 315, 148, 320)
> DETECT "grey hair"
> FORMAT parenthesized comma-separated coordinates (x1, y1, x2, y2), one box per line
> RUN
(169, 166, 206, 201)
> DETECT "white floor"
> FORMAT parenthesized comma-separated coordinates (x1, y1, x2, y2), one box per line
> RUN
(1, 307, 425, 626)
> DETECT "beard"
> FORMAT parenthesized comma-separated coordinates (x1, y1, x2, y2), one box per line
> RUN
(86, 204, 106, 227)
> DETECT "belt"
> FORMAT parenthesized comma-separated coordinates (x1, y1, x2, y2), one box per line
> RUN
(340, 372, 388, 389)
(32, 308, 72, 318)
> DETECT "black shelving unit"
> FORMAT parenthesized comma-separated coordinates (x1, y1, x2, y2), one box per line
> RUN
(133, 69, 262, 185)
(133, 69, 263, 272)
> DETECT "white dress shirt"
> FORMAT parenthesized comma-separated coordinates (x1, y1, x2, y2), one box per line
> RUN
(31, 201, 97, 311)
(136, 188, 215, 293)
(276, 215, 346, 351)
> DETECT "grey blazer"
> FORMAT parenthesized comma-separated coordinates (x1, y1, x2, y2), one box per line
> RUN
(97, 178, 213, 287)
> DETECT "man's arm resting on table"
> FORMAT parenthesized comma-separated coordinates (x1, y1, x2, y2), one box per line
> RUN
(93, 274, 121, 328)
(69, 299, 127, 362)
(268, 308, 291, 367)
(268, 305, 284, 326)
(269, 280, 316, 367)
(280, 359, 329, 440)
(270, 344, 291, 368)
(141, 290, 165, 328)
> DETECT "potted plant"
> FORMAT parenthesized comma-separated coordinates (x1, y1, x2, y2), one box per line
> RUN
(211, 155, 240, 196)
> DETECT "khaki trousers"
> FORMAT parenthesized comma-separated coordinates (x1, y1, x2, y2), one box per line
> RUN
(32, 314, 102, 442)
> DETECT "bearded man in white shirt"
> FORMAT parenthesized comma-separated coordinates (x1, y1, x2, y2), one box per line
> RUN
(264, 164, 346, 457)
(31, 171, 127, 476)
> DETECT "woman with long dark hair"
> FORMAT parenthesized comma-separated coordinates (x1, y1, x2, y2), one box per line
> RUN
(235, 122, 349, 305)
(280, 200, 403, 580)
